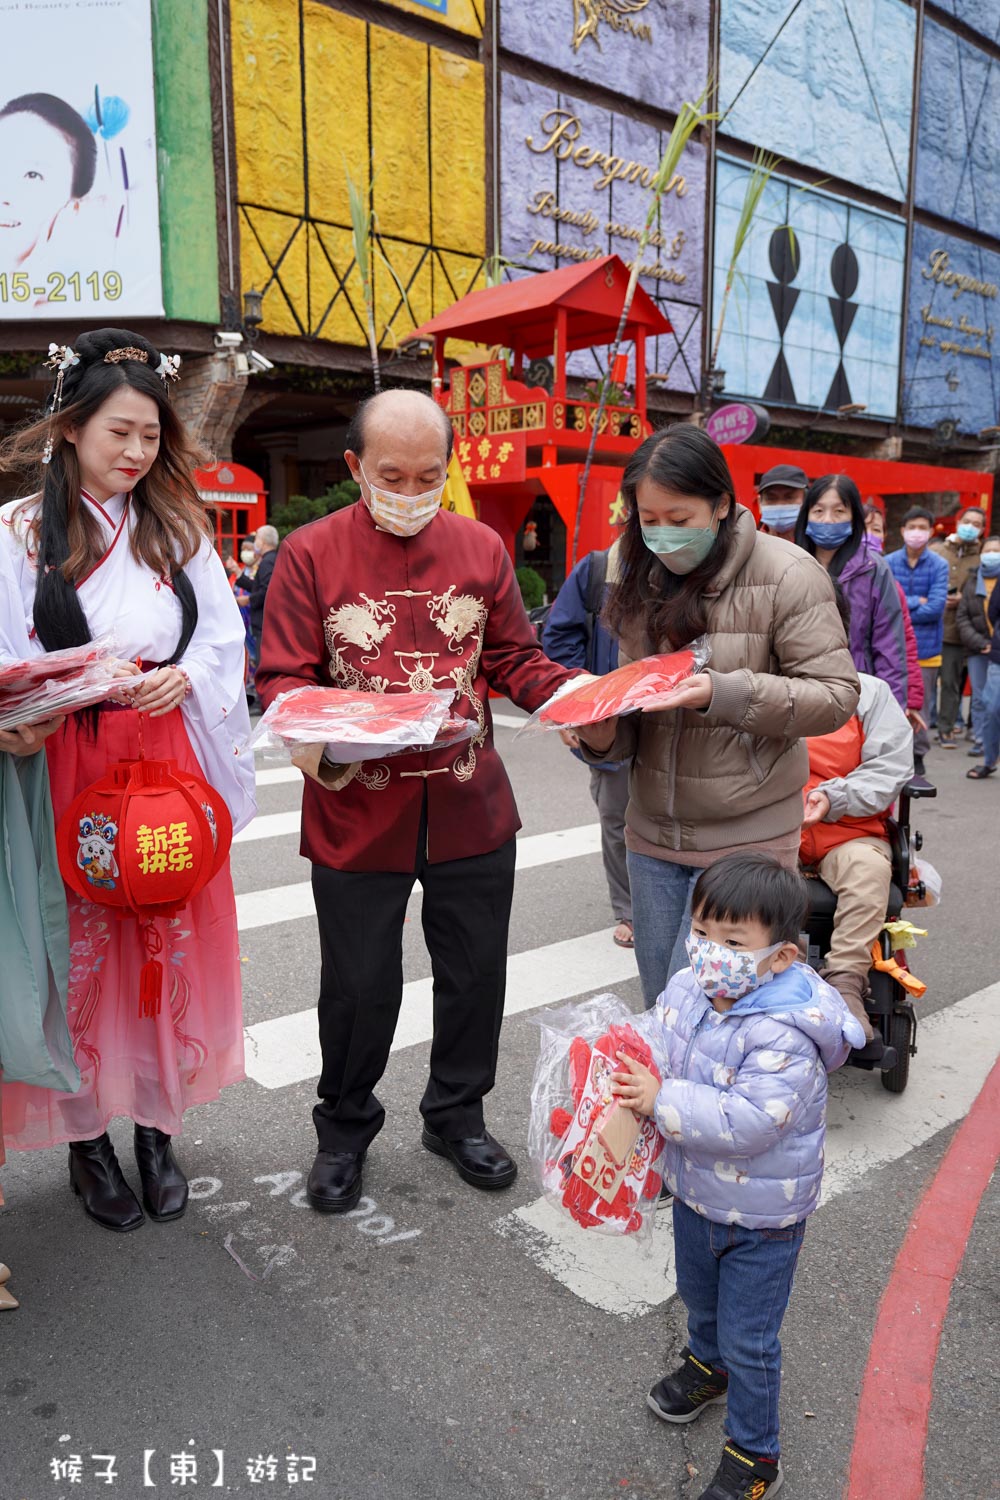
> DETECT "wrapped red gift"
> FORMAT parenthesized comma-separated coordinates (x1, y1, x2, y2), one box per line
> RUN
(0, 635, 149, 729)
(524, 637, 710, 732)
(250, 685, 474, 765)
(529, 994, 666, 1240)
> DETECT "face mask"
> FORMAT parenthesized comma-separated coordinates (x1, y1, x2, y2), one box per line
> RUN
(980, 553, 1000, 576)
(759, 503, 800, 533)
(866, 533, 884, 553)
(640, 516, 719, 575)
(957, 522, 982, 543)
(685, 933, 785, 1003)
(360, 464, 445, 538)
(805, 519, 853, 550)
(240, 551, 254, 565)
(901, 528, 930, 550)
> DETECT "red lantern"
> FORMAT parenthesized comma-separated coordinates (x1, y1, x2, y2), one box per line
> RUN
(57, 759, 233, 1018)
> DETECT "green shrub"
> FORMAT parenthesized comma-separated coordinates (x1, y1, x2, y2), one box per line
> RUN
(515, 565, 546, 611)
(270, 480, 360, 539)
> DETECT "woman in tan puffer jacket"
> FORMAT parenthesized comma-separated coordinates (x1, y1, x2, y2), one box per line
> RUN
(577, 426, 859, 1004)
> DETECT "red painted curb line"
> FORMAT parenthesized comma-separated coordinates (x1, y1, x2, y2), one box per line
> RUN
(845, 1054, 1000, 1500)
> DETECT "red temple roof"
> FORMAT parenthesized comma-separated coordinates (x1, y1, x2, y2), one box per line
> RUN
(409, 256, 671, 358)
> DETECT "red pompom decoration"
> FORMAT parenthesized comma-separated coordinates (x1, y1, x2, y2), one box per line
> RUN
(56, 758, 232, 1018)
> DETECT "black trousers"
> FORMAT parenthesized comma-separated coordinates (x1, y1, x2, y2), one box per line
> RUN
(310, 821, 517, 1153)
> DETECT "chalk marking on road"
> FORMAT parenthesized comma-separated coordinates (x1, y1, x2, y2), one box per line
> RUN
(498, 984, 1000, 1319)
(235, 822, 603, 928)
(243, 925, 638, 1089)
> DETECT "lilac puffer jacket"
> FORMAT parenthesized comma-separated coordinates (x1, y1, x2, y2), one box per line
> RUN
(837, 544, 908, 708)
(647, 964, 863, 1230)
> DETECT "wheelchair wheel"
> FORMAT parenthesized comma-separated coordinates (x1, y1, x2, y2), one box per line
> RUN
(880, 1009, 913, 1094)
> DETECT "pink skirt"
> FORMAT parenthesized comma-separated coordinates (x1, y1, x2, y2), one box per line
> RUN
(2, 707, 245, 1151)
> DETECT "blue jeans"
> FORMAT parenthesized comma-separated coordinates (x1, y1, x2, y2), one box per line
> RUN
(966, 652, 989, 742)
(672, 1199, 806, 1460)
(626, 850, 699, 1007)
(982, 662, 1000, 768)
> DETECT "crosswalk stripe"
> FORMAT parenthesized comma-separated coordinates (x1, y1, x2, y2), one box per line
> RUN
(234, 809, 301, 844)
(243, 925, 638, 1089)
(235, 822, 603, 928)
(498, 982, 1000, 1319)
(249, 713, 526, 792)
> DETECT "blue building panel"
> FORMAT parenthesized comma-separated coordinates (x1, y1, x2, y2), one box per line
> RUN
(902, 224, 1000, 435)
(915, 20, 1000, 241)
(713, 159, 906, 420)
(719, 0, 915, 200)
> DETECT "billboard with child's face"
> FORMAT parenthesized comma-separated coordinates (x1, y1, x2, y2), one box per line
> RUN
(0, 0, 163, 320)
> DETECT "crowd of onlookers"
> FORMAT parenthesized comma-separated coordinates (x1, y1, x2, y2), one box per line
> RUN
(224, 524, 280, 706)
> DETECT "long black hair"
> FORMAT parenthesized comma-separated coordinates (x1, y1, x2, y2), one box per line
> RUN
(604, 424, 738, 650)
(794, 473, 865, 578)
(1, 328, 205, 664)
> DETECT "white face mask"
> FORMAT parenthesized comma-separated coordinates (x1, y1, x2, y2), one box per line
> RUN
(360, 463, 445, 538)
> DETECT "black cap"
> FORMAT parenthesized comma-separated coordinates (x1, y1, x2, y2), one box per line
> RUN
(758, 464, 808, 492)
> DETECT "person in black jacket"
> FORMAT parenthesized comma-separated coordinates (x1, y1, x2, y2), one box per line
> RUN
(964, 536, 1000, 778)
(957, 535, 1000, 754)
(237, 524, 279, 654)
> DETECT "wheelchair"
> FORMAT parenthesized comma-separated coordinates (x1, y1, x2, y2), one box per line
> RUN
(802, 779, 937, 1095)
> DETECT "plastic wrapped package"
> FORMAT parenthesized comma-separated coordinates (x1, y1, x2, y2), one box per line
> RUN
(0, 634, 147, 729)
(249, 685, 475, 765)
(529, 993, 666, 1242)
(905, 858, 942, 908)
(520, 637, 711, 733)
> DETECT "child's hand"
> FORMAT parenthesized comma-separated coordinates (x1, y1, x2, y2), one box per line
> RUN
(611, 1051, 659, 1117)
(802, 788, 831, 826)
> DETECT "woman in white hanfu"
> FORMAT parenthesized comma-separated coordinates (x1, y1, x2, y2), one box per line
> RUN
(0, 327, 255, 1233)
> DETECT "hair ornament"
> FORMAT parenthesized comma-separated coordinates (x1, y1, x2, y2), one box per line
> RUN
(156, 352, 181, 383)
(104, 346, 150, 366)
(41, 343, 81, 464)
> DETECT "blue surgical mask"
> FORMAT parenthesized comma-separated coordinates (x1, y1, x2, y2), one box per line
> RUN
(957, 522, 982, 543)
(640, 520, 719, 575)
(759, 503, 800, 534)
(980, 553, 1000, 576)
(805, 520, 853, 550)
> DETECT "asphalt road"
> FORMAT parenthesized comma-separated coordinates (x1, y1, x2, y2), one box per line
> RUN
(2, 716, 997, 1500)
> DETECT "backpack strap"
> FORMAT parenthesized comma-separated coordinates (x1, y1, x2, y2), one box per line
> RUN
(583, 548, 608, 673)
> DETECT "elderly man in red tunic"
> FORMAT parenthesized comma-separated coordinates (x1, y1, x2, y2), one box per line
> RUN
(257, 389, 576, 1212)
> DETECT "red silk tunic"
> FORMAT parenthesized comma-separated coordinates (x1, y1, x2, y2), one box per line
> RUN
(256, 502, 576, 872)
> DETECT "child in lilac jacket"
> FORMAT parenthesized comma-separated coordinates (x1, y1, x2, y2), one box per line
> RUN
(613, 852, 863, 1500)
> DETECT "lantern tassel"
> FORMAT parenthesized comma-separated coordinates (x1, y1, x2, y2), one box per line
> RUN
(139, 959, 163, 1018)
(138, 917, 164, 1018)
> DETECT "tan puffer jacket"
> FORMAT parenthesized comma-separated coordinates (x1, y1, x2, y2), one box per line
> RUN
(590, 507, 860, 854)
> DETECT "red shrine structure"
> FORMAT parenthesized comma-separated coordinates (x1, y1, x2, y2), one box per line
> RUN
(409, 255, 669, 570)
(410, 256, 993, 579)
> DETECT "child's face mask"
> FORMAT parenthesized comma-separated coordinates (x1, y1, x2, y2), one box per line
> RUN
(685, 933, 785, 1003)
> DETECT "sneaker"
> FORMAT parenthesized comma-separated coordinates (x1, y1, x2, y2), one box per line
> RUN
(697, 1442, 783, 1499)
(937, 731, 957, 749)
(647, 1348, 728, 1424)
(656, 1181, 673, 1209)
(967, 743, 983, 757)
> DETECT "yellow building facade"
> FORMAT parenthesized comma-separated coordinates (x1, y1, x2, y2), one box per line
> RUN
(230, 0, 486, 349)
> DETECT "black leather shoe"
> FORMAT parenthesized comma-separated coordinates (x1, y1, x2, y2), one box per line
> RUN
(421, 1127, 517, 1190)
(306, 1151, 364, 1213)
(134, 1125, 188, 1222)
(69, 1134, 144, 1233)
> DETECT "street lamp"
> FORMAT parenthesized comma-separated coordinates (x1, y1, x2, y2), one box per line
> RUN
(243, 288, 264, 342)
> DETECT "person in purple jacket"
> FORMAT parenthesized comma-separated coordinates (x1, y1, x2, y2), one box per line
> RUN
(612, 853, 863, 1500)
(794, 475, 908, 708)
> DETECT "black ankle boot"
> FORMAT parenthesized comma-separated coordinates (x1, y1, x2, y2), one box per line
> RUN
(133, 1126, 188, 1222)
(68, 1134, 145, 1232)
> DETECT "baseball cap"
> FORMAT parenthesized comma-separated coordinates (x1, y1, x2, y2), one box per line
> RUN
(758, 464, 808, 491)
